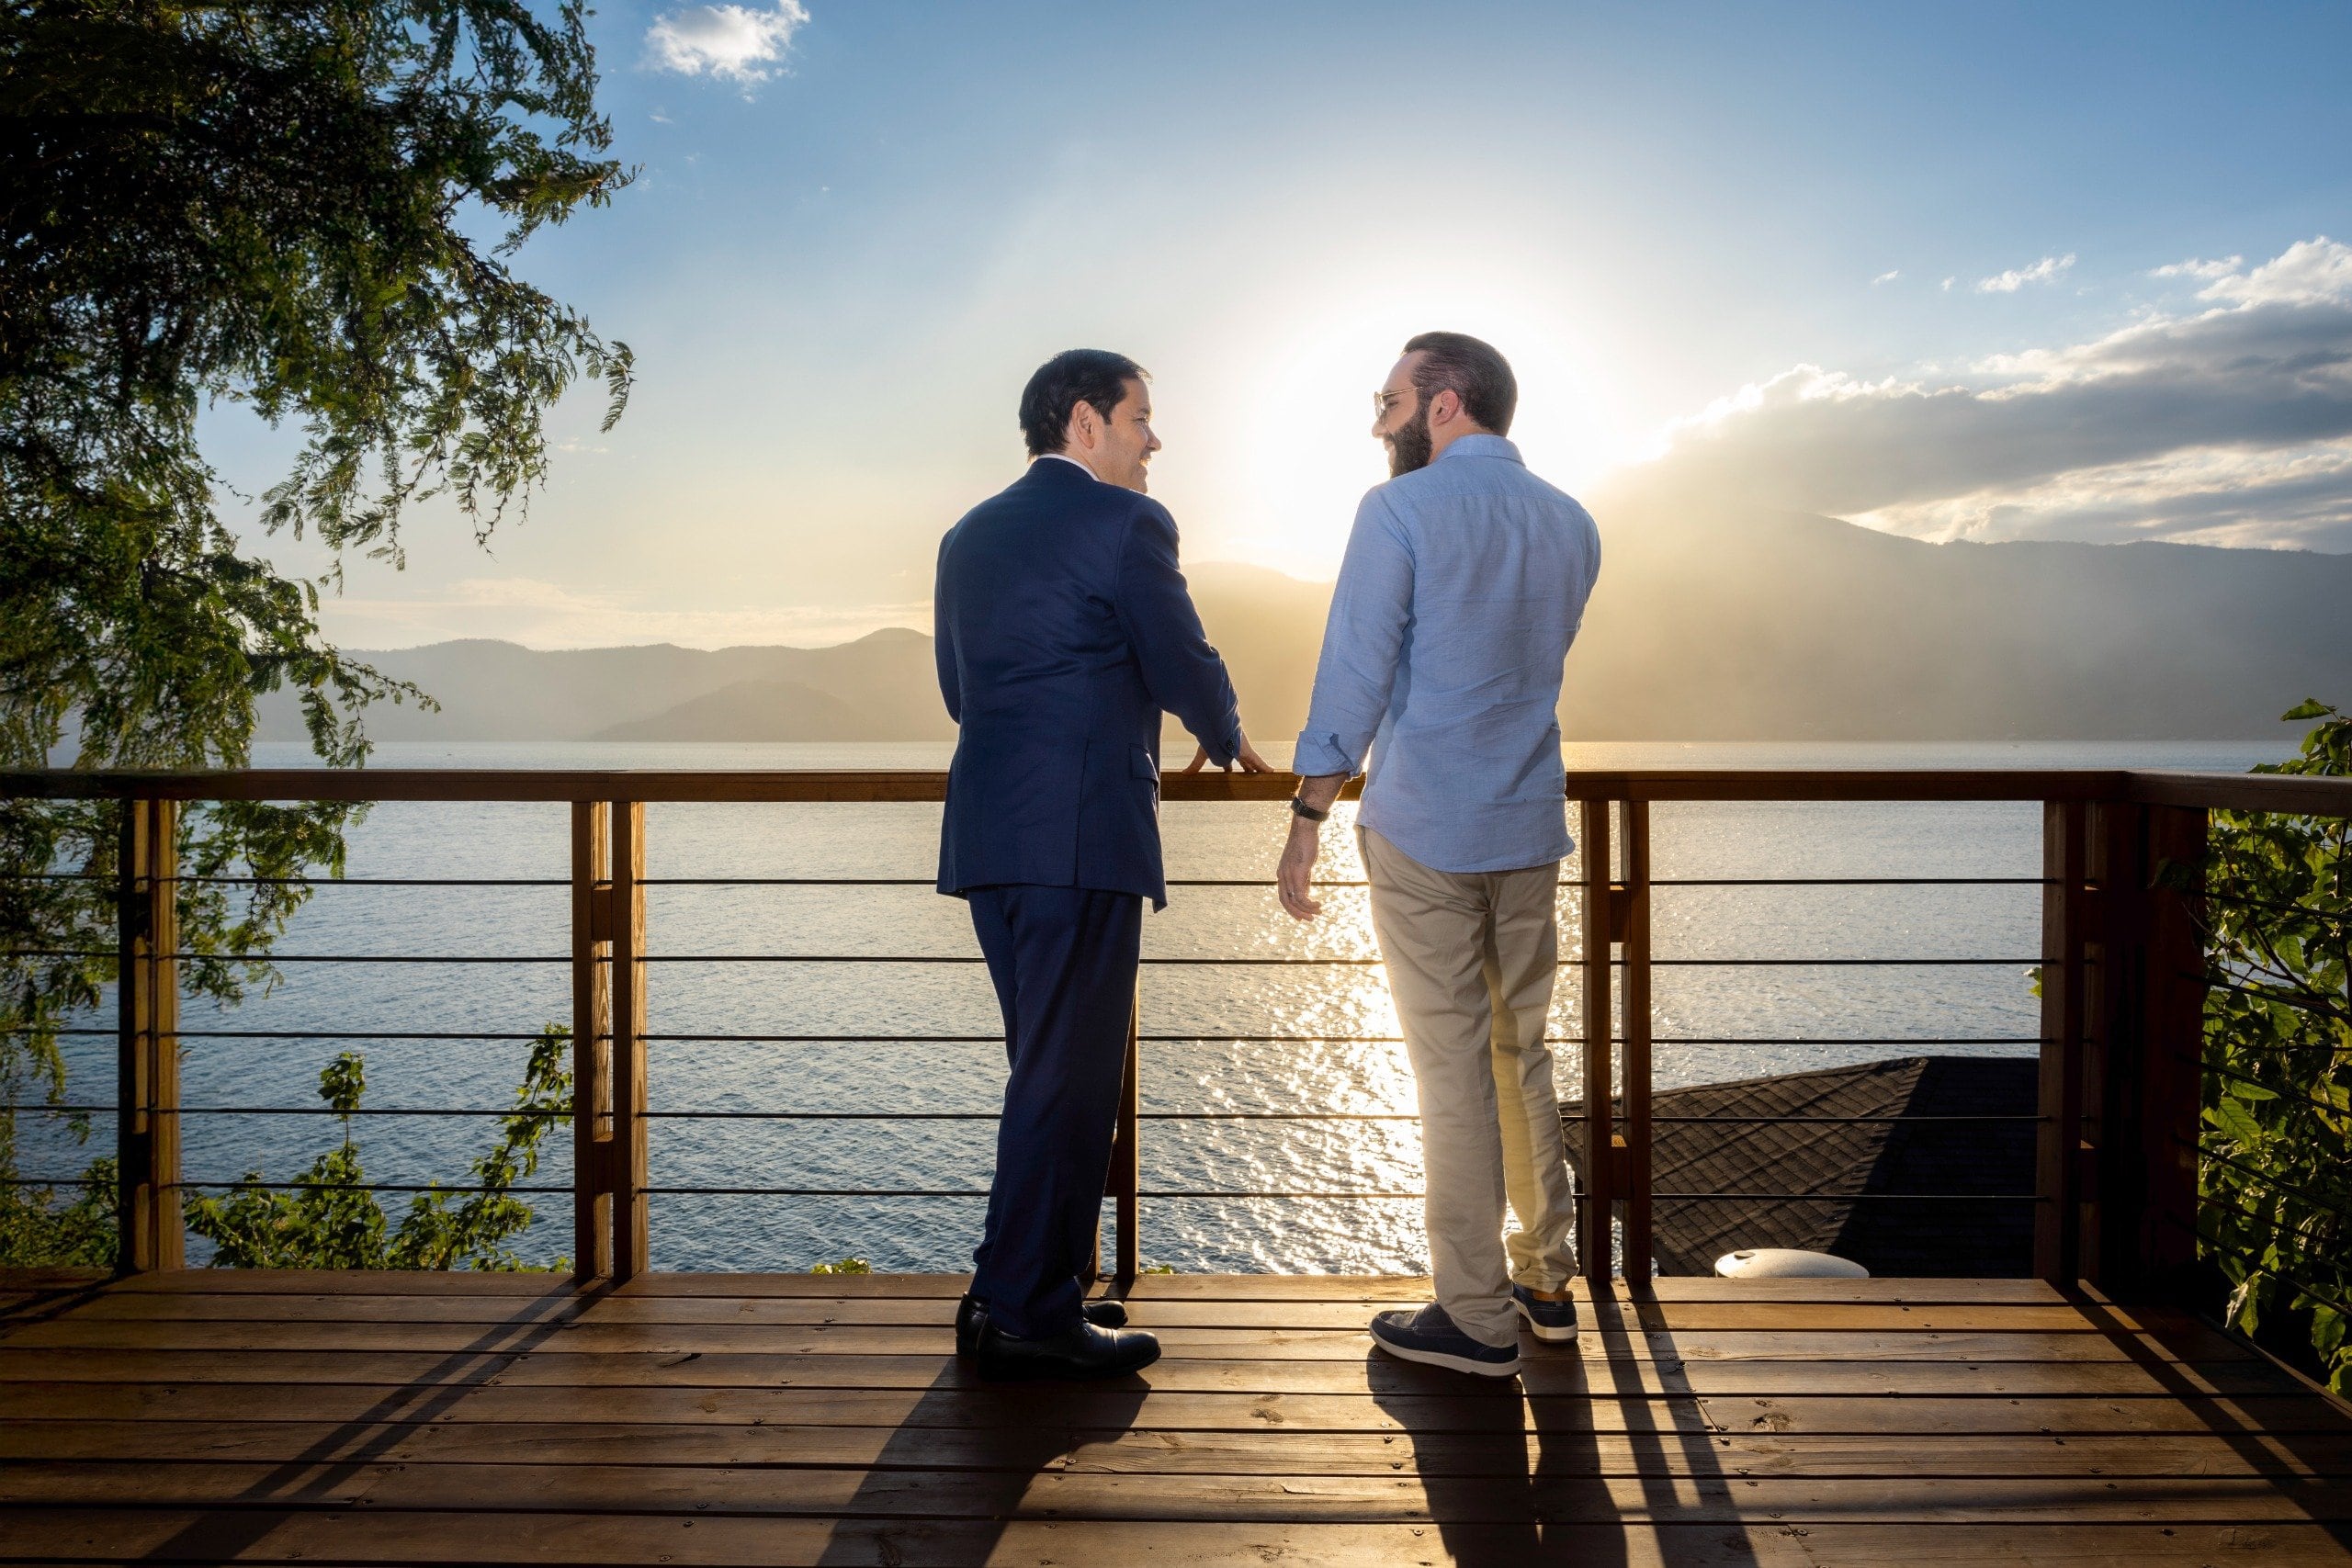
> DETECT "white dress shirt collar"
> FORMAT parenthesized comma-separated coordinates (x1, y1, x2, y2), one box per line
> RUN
(1034, 452, 1098, 481)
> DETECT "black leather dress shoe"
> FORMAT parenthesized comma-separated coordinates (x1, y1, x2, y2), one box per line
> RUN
(974, 1318, 1160, 1381)
(956, 1292, 1130, 1357)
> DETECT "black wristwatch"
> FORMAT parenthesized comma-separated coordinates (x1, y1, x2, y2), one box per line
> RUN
(1290, 795, 1329, 824)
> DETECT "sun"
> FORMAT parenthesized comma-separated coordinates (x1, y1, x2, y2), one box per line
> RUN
(1147, 265, 1640, 582)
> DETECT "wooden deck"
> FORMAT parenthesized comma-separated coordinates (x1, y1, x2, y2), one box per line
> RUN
(2, 1272, 2348, 1565)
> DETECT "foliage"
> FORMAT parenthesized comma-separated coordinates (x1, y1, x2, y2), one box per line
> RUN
(808, 1256, 871, 1275)
(0, 1111, 116, 1267)
(0, 0, 629, 1257)
(185, 1025, 572, 1269)
(2191, 699, 2351, 1396)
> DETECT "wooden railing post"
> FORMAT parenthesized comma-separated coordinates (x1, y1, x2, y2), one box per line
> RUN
(116, 795, 182, 1273)
(2035, 798, 2092, 1284)
(1102, 987, 1141, 1286)
(610, 800, 650, 1280)
(1577, 796, 1615, 1280)
(1620, 800, 1653, 1286)
(2084, 801, 2210, 1299)
(571, 801, 615, 1280)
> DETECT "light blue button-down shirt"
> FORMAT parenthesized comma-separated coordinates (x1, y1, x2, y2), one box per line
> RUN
(1293, 434, 1600, 874)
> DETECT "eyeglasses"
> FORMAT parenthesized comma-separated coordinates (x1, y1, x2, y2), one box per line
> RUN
(1373, 390, 1408, 418)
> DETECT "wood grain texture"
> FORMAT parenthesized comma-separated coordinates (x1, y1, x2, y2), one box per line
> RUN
(2, 1273, 2346, 1565)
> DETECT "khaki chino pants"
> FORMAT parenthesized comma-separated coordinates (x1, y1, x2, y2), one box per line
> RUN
(1361, 828, 1577, 1348)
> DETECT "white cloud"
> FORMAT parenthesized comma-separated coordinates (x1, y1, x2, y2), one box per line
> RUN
(1637, 236, 2352, 550)
(1871, 269, 1901, 286)
(2151, 255, 2242, 283)
(1940, 276, 1955, 292)
(645, 0, 808, 85)
(2190, 236, 2352, 306)
(1975, 253, 2075, 293)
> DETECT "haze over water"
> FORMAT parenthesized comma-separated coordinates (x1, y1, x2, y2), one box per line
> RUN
(38, 738, 2276, 1274)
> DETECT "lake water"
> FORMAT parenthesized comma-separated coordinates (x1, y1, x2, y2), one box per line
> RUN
(31, 738, 2279, 1274)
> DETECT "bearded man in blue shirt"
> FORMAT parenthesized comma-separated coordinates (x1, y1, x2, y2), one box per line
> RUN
(1277, 333, 1601, 1378)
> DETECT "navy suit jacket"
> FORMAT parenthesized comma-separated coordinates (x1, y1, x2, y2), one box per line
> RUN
(934, 459, 1243, 909)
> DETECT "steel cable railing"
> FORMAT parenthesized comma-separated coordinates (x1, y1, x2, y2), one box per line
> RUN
(9, 765, 2345, 1288)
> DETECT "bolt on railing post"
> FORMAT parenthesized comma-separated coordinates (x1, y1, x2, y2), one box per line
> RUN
(611, 800, 650, 1280)
(571, 801, 616, 1279)
(115, 795, 183, 1274)
(1577, 795, 1615, 1280)
(1620, 798, 1654, 1287)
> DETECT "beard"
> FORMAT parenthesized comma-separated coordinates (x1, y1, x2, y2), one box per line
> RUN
(1384, 404, 1433, 477)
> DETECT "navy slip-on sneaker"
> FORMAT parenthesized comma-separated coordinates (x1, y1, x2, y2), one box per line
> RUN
(1511, 1284, 1579, 1343)
(1368, 1303, 1521, 1378)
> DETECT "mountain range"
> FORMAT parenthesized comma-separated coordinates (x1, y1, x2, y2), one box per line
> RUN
(258, 495, 2352, 745)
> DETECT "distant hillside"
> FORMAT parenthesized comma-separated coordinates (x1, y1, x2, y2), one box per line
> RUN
(262, 503, 2352, 743)
(256, 627, 956, 742)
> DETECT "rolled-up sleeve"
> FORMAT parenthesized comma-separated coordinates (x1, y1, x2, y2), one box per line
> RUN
(1114, 501, 1243, 764)
(1293, 491, 1413, 777)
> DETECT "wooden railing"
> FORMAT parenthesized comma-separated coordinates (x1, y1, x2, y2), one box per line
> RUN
(7, 765, 2350, 1301)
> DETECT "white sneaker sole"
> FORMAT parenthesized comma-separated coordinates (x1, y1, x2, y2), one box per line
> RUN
(1370, 1330, 1521, 1378)
(1513, 1300, 1579, 1342)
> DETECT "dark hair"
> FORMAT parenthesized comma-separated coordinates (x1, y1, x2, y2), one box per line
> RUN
(1019, 349, 1147, 457)
(1402, 331, 1516, 435)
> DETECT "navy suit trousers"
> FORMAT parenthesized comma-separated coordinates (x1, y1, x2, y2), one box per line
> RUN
(966, 884, 1142, 1338)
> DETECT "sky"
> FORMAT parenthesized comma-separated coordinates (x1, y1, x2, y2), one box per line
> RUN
(204, 1, 2352, 649)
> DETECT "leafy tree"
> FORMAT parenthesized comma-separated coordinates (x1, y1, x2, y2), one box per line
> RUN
(0, 0, 630, 1254)
(186, 1025, 571, 1269)
(2191, 699, 2350, 1395)
(0, 1114, 116, 1267)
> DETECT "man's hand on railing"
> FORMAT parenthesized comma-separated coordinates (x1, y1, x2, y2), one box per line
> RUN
(1180, 731, 1272, 773)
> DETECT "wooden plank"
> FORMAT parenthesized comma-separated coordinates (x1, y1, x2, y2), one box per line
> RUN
(5, 1460, 2348, 1524)
(53, 1292, 2225, 1336)
(0, 1509, 1821, 1568)
(3, 1346, 2311, 1400)
(1699, 1393, 2352, 1437)
(0, 1380, 1717, 1434)
(0, 1317, 2257, 1364)
(8, 1379, 2348, 1438)
(9, 1511, 2350, 1568)
(13, 1418, 2352, 1481)
(0, 1269, 108, 1293)
(67, 1269, 582, 1296)
(51, 1270, 2080, 1303)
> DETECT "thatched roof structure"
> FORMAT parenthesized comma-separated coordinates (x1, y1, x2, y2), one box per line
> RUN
(1560, 1055, 2037, 1277)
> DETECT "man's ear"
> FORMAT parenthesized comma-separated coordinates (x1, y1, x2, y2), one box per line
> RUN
(1430, 387, 1463, 428)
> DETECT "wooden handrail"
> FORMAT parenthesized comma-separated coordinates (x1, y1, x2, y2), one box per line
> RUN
(30, 763, 2336, 1293)
(8, 765, 2350, 813)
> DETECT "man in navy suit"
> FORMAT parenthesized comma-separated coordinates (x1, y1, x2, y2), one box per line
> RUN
(934, 349, 1267, 1380)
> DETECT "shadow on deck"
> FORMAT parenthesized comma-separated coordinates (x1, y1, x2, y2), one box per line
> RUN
(2, 1270, 2349, 1565)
